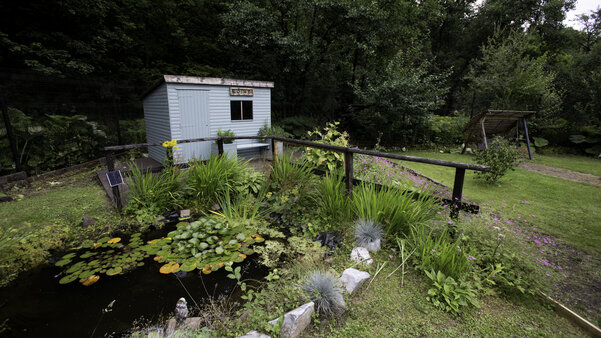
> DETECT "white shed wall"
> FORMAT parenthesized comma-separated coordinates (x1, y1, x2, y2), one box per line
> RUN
(142, 83, 171, 163)
(165, 83, 271, 161)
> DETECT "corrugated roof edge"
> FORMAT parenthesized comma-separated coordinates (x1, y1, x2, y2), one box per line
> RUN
(141, 75, 275, 99)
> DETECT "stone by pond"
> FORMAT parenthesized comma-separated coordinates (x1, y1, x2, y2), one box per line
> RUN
(0, 220, 267, 337)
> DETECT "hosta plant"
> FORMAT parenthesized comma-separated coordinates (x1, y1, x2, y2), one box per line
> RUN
(425, 269, 478, 315)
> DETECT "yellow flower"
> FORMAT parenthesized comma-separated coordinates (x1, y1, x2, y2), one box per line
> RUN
(162, 141, 169, 148)
(173, 146, 179, 150)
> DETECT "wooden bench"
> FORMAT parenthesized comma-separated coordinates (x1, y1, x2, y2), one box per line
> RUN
(236, 142, 270, 151)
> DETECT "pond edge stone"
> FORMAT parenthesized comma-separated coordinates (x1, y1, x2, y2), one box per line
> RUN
(268, 301, 314, 338)
(338, 268, 370, 294)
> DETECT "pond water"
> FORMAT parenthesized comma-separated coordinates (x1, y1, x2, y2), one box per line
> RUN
(0, 226, 267, 337)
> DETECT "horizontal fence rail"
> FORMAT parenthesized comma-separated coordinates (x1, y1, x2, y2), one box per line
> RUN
(104, 135, 490, 217)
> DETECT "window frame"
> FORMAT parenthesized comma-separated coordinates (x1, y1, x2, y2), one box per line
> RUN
(230, 100, 253, 121)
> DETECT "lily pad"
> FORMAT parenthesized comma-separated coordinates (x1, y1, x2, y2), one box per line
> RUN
(61, 253, 77, 260)
(106, 267, 123, 276)
(81, 275, 100, 286)
(59, 274, 78, 284)
(55, 259, 72, 267)
(180, 260, 197, 272)
(159, 262, 180, 274)
(107, 237, 121, 244)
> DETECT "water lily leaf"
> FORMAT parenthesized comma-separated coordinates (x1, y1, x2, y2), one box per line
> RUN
(137, 262, 145, 267)
(55, 259, 72, 267)
(92, 242, 102, 249)
(81, 275, 100, 286)
(107, 237, 121, 244)
(159, 262, 180, 274)
(106, 267, 123, 276)
(79, 270, 95, 279)
(97, 236, 111, 243)
(66, 262, 85, 274)
(180, 260, 197, 272)
(61, 253, 76, 260)
(80, 252, 97, 259)
(59, 274, 78, 284)
(202, 266, 212, 274)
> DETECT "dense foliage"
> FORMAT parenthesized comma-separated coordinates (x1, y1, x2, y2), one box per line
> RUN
(1, 0, 600, 173)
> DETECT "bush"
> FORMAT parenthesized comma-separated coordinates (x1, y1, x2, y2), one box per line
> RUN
(409, 224, 471, 280)
(315, 171, 351, 231)
(125, 164, 184, 225)
(352, 183, 438, 237)
(425, 114, 469, 146)
(302, 122, 349, 172)
(474, 137, 519, 183)
(425, 269, 478, 315)
(301, 271, 345, 316)
(186, 154, 248, 210)
(217, 128, 236, 144)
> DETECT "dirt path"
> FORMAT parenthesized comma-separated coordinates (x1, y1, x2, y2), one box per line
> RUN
(518, 161, 601, 187)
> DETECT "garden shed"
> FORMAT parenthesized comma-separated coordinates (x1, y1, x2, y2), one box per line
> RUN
(142, 75, 274, 163)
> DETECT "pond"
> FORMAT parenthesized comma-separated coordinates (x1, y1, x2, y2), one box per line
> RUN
(0, 222, 267, 337)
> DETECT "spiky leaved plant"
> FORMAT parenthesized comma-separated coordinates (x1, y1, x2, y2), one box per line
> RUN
(355, 219, 383, 252)
(301, 271, 345, 316)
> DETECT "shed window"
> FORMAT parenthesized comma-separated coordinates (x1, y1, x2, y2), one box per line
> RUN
(231, 100, 253, 120)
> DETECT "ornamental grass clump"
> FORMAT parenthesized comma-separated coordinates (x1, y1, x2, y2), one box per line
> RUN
(354, 219, 383, 252)
(301, 271, 345, 316)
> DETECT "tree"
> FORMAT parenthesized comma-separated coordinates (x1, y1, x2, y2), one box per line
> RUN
(353, 49, 449, 145)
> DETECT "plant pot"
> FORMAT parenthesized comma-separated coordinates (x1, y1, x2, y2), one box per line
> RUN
(272, 140, 284, 157)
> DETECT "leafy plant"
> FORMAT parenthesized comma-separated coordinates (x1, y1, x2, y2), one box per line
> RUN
(151, 218, 263, 274)
(354, 219, 383, 251)
(315, 171, 350, 230)
(352, 183, 439, 237)
(409, 225, 471, 280)
(269, 151, 314, 191)
(215, 189, 270, 223)
(218, 128, 236, 144)
(301, 271, 345, 316)
(425, 269, 478, 315)
(474, 137, 519, 184)
(56, 234, 147, 285)
(302, 122, 349, 172)
(186, 154, 249, 210)
(125, 164, 184, 225)
(257, 122, 292, 140)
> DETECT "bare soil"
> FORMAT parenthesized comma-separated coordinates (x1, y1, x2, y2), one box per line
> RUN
(518, 161, 601, 187)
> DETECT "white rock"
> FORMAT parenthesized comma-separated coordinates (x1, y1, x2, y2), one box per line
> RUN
(268, 301, 314, 338)
(364, 239, 381, 252)
(350, 247, 372, 265)
(239, 331, 271, 338)
(338, 268, 371, 294)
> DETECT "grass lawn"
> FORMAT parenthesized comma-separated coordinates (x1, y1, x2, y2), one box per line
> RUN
(395, 151, 601, 255)
(0, 167, 120, 286)
(317, 253, 584, 337)
(532, 154, 601, 177)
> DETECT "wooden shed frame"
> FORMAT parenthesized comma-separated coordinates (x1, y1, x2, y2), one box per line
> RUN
(461, 110, 536, 160)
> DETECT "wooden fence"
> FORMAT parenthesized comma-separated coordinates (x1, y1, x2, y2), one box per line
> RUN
(105, 136, 490, 216)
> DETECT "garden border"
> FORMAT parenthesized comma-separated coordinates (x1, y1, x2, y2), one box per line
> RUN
(104, 136, 490, 215)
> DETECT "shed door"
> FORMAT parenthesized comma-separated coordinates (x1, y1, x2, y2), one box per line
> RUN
(177, 89, 210, 161)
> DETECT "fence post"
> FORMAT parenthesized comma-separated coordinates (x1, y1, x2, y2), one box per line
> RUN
(450, 168, 465, 219)
(344, 151, 354, 197)
(105, 150, 123, 211)
(0, 96, 22, 172)
(271, 137, 276, 160)
(217, 139, 224, 156)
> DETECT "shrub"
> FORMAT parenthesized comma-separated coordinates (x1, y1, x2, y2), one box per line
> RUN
(316, 171, 351, 230)
(352, 183, 438, 237)
(125, 164, 184, 225)
(425, 269, 478, 315)
(409, 224, 471, 280)
(354, 219, 383, 251)
(257, 122, 292, 139)
(426, 114, 469, 146)
(269, 151, 314, 191)
(475, 137, 519, 183)
(302, 122, 349, 172)
(186, 154, 248, 210)
(217, 128, 236, 144)
(301, 271, 345, 316)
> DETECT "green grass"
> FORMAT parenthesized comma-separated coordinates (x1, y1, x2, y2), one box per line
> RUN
(395, 151, 601, 255)
(0, 168, 119, 286)
(317, 253, 584, 337)
(532, 154, 601, 177)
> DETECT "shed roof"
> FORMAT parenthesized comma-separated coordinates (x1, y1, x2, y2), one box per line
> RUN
(142, 75, 275, 98)
(464, 110, 535, 140)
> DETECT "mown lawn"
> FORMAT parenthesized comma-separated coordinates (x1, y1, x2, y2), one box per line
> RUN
(300, 250, 585, 337)
(395, 151, 601, 255)
(0, 168, 120, 286)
